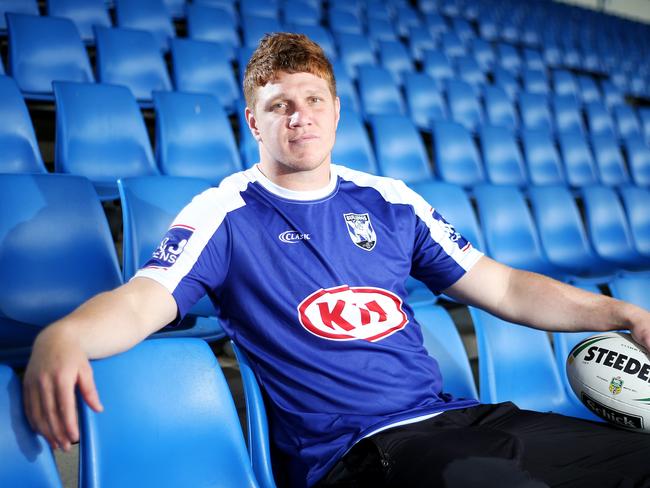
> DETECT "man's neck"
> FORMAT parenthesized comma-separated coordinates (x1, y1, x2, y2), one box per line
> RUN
(256, 161, 332, 192)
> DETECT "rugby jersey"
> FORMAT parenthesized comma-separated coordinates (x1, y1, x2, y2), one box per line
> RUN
(136, 164, 483, 487)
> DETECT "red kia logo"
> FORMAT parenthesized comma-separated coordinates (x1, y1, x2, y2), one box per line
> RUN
(298, 285, 409, 342)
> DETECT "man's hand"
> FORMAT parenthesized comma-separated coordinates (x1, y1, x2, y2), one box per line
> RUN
(625, 304, 650, 352)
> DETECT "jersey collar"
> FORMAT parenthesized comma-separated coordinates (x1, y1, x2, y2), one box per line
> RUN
(251, 164, 338, 201)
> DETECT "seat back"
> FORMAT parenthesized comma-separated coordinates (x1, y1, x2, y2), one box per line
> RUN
(518, 91, 553, 133)
(521, 68, 549, 96)
(609, 275, 650, 311)
(404, 72, 447, 131)
(432, 120, 484, 186)
(455, 56, 485, 92)
(0, 0, 39, 30)
(478, 125, 526, 186)
(335, 32, 376, 79)
(520, 128, 565, 186)
(482, 84, 518, 131)
(623, 135, 650, 187)
(422, 50, 454, 87)
(584, 101, 616, 138)
(445, 78, 483, 132)
(0, 365, 62, 487)
(53, 81, 158, 200)
(590, 134, 630, 186)
(241, 14, 282, 48)
(114, 0, 174, 51)
(332, 61, 360, 113)
(46, 0, 111, 42)
(552, 95, 584, 134)
(618, 185, 650, 257)
(357, 65, 405, 117)
(186, 4, 240, 49)
(613, 105, 641, 139)
(79, 339, 259, 488)
(557, 131, 598, 187)
(0, 75, 46, 173)
(552, 69, 578, 98)
(576, 75, 600, 104)
(378, 39, 413, 85)
(332, 110, 378, 174)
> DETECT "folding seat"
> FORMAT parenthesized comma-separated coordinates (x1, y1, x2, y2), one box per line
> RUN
(561, 45, 581, 70)
(236, 99, 259, 169)
(609, 275, 650, 311)
(0, 76, 47, 174)
(240, 0, 278, 18)
(153, 91, 241, 184)
(528, 186, 617, 281)
(518, 92, 554, 133)
(639, 107, 650, 144)
(282, 1, 320, 26)
(425, 12, 448, 39)
(451, 17, 474, 42)
(331, 110, 378, 174)
(237, 46, 255, 86)
(357, 65, 405, 118)
(329, 0, 361, 15)
(476, 17, 498, 41)
(522, 48, 545, 71)
(613, 105, 642, 139)
(557, 131, 599, 188)
(162, 0, 186, 18)
(499, 19, 520, 45)
(335, 32, 376, 79)
(618, 185, 650, 259)
(170, 38, 239, 114)
(408, 26, 435, 64)
(581, 185, 650, 271)
(332, 61, 360, 113)
(440, 31, 466, 58)
(496, 42, 521, 74)
(242, 14, 282, 48)
(482, 84, 518, 132)
(520, 129, 565, 186)
(454, 55, 486, 93)
(576, 75, 600, 105)
(552, 95, 585, 134)
(6, 13, 94, 100)
(542, 44, 562, 68)
(404, 72, 447, 131)
(470, 37, 495, 71)
(365, 0, 390, 21)
(369, 114, 432, 183)
(623, 135, 650, 187)
(521, 68, 549, 96)
(492, 66, 519, 101)
(114, 0, 175, 51)
(422, 50, 454, 89)
(395, 6, 421, 38)
(580, 48, 602, 74)
(94, 26, 172, 104)
(367, 17, 398, 44)
(53, 81, 159, 200)
(0, 365, 63, 486)
(445, 78, 484, 132)
(46, 0, 111, 43)
(590, 134, 630, 186)
(80, 339, 259, 488)
(431, 120, 484, 187)
(469, 307, 597, 420)
(472, 184, 566, 278)
(478, 125, 527, 186)
(0, 0, 38, 30)
(0, 174, 122, 363)
(600, 80, 624, 110)
(378, 39, 414, 86)
(584, 101, 616, 138)
(186, 4, 240, 50)
(328, 8, 362, 35)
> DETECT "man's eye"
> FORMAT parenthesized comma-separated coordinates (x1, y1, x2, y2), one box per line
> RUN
(309, 97, 322, 104)
(272, 103, 287, 111)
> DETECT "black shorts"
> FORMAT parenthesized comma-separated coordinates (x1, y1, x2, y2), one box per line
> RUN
(314, 402, 650, 488)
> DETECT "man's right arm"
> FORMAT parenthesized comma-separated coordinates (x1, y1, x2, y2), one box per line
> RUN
(23, 277, 177, 452)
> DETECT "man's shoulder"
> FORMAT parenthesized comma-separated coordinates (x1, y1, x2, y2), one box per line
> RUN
(334, 165, 422, 207)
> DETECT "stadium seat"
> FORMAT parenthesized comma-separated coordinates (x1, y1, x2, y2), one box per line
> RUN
(357, 65, 405, 118)
(332, 61, 360, 113)
(378, 39, 414, 86)
(162, 0, 185, 18)
(0, 365, 63, 487)
(496, 42, 521, 74)
(478, 125, 527, 186)
(522, 48, 545, 71)
(237, 99, 260, 169)
(369, 114, 432, 183)
(79, 339, 259, 488)
(613, 105, 642, 139)
(241, 0, 278, 18)
(600, 80, 624, 110)
(622, 135, 650, 187)
(521, 68, 549, 96)
(445, 78, 483, 132)
(404, 72, 447, 131)
(431, 120, 484, 187)
(551, 69, 578, 99)
(473, 184, 565, 278)
(576, 75, 600, 105)
(0, 75, 47, 173)
(94, 26, 172, 103)
(618, 185, 650, 259)
(0, 0, 38, 30)
(407, 26, 435, 64)
(46, 0, 111, 43)
(451, 17, 474, 42)
(153, 91, 241, 184)
(440, 31, 466, 58)
(170, 38, 239, 114)
(287, 25, 336, 62)
(482, 84, 518, 131)
(423, 51, 454, 89)
(395, 6, 421, 38)
(492, 66, 519, 101)
(0, 174, 122, 364)
(328, 7, 362, 35)
(114, 0, 174, 51)
(455, 55, 486, 93)
(470, 37, 495, 70)
(186, 4, 240, 50)
(331, 110, 378, 174)
(469, 307, 600, 420)
(552, 95, 585, 134)
(282, 1, 320, 27)
(590, 134, 630, 186)
(520, 129, 566, 186)
(581, 185, 650, 271)
(241, 15, 282, 48)
(584, 101, 616, 138)
(609, 275, 650, 311)
(335, 32, 376, 79)
(639, 108, 650, 144)
(53, 81, 159, 200)
(6, 13, 94, 100)
(367, 17, 398, 44)
(518, 92, 554, 133)
(542, 44, 562, 68)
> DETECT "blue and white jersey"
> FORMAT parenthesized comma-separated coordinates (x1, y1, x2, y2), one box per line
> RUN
(136, 165, 483, 487)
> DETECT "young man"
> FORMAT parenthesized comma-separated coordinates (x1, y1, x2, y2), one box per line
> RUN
(24, 34, 650, 488)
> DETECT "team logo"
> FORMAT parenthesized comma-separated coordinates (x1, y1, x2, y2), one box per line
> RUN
(279, 230, 311, 244)
(148, 224, 194, 268)
(297, 285, 408, 342)
(609, 376, 624, 395)
(344, 213, 377, 251)
(431, 209, 471, 252)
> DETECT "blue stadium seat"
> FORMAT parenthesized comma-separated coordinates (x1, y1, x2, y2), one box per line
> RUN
(639, 108, 650, 144)
(551, 69, 578, 99)
(609, 275, 650, 311)
(186, 4, 240, 50)
(335, 32, 376, 79)
(482, 84, 518, 131)
(473, 184, 565, 278)
(153, 91, 241, 184)
(552, 95, 584, 134)
(423, 51, 454, 89)
(282, 1, 320, 27)
(528, 186, 617, 282)
(451, 17, 474, 43)
(576, 75, 600, 105)
(79, 339, 259, 488)
(395, 6, 421, 38)
(520, 129, 566, 186)
(518, 92, 554, 133)
(404, 72, 447, 131)
(241, 14, 282, 48)
(454, 55, 485, 93)
(522, 48, 545, 71)
(46, 0, 111, 43)
(584, 101, 616, 138)
(445, 78, 484, 132)
(432, 120, 484, 187)
(6, 13, 94, 100)
(478, 125, 527, 186)
(331, 110, 378, 174)
(367, 17, 398, 44)
(440, 31, 466, 58)
(114, 0, 174, 51)
(357, 65, 405, 118)
(581, 185, 650, 271)
(542, 44, 562, 68)
(94, 26, 172, 103)
(0, 365, 63, 487)
(613, 105, 642, 139)
(236, 99, 260, 169)
(241, 0, 278, 18)
(600, 80, 624, 110)
(590, 134, 630, 186)
(162, 0, 186, 18)
(0, 52, 3, 74)
(332, 61, 360, 113)
(470, 37, 495, 70)
(557, 131, 599, 188)
(521, 68, 549, 96)
(369, 114, 432, 183)
(469, 307, 598, 419)
(618, 185, 650, 259)
(328, 8, 362, 35)
(492, 66, 519, 101)
(0, 75, 47, 173)
(378, 39, 414, 86)
(407, 26, 435, 64)
(0, 0, 38, 30)
(623, 135, 650, 187)
(170, 38, 239, 114)
(424, 11, 448, 38)
(53, 81, 159, 200)
(0, 174, 122, 364)
(496, 42, 521, 74)
(286, 25, 336, 61)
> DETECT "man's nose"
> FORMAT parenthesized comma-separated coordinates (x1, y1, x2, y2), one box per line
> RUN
(289, 105, 312, 127)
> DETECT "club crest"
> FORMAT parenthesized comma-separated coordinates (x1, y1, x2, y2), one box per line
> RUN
(344, 212, 376, 251)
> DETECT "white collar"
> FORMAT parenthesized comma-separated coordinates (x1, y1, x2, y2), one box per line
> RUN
(251, 164, 338, 201)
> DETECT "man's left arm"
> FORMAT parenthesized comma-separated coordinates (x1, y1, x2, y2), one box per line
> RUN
(444, 256, 650, 350)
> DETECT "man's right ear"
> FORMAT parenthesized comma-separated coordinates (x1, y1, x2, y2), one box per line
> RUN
(245, 107, 262, 142)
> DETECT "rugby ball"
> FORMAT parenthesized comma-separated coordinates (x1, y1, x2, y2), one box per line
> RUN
(567, 332, 650, 432)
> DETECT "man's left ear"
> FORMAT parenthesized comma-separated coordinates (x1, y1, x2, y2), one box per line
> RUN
(245, 107, 262, 142)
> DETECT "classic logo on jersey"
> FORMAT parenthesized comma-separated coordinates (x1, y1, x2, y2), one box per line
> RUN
(431, 209, 471, 252)
(298, 285, 408, 342)
(279, 230, 311, 244)
(344, 213, 377, 251)
(149, 224, 194, 268)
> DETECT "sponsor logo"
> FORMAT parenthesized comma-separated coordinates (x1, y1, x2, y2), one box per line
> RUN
(581, 392, 644, 429)
(609, 376, 624, 395)
(279, 230, 311, 244)
(297, 285, 408, 342)
(344, 213, 377, 251)
(580, 344, 650, 384)
(430, 209, 471, 252)
(150, 224, 194, 267)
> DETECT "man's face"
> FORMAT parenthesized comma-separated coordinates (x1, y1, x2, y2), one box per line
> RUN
(246, 71, 340, 174)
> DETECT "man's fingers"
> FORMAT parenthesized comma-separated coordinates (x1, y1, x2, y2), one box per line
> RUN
(29, 378, 58, 450)
(78, 362, 103, 413)
(39, 377, 68, 450)
(54, 374, 79, 450)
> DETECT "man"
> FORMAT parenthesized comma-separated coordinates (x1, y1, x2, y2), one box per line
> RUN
(24, 33, 650, 488)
